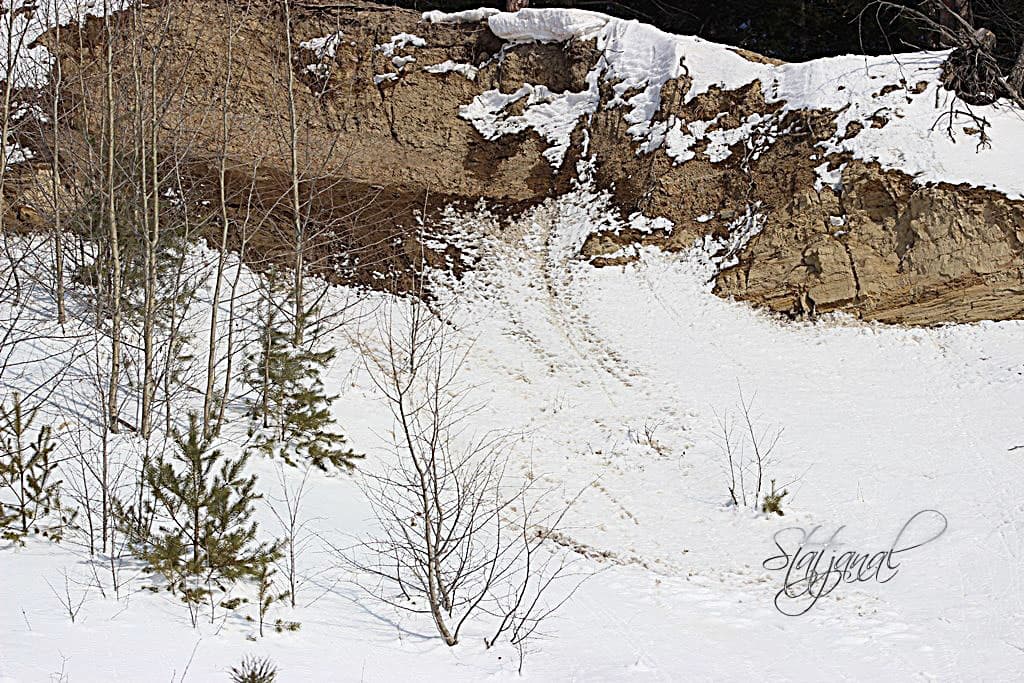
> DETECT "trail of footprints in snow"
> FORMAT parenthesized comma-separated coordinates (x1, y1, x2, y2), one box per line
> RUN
(536, 219, 643, 391)
(538, 526, 677, 575)
(480, 220, 644, 395)
(468, 213, 701, 575)
(592, 479, 641, 526)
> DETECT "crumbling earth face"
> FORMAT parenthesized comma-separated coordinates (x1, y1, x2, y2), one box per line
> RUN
(573, 75, 1024, 325)
(20, 0, 1024, 324)
(713, 159, 1024, 324)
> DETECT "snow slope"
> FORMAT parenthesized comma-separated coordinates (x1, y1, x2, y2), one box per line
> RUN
(1, 175, 1023, 680)
(1, 6, 1023, 682)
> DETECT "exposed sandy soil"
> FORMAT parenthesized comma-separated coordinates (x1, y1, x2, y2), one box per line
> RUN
(16, 0, 1024, 323)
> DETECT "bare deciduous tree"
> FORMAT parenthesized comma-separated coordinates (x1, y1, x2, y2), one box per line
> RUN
(102, 0, 124, 435)
(268, 463, 315, 608)
(203, 0, 249, 439)
(344, 294, 583, 661)
(45, 567, 97, 624)
(713, 388, 787, 514)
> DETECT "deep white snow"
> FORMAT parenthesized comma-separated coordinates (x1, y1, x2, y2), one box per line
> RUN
(1, 174, 1023, 680)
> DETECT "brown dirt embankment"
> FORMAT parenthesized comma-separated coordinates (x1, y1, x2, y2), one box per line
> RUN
(18, 0, 1024, 323)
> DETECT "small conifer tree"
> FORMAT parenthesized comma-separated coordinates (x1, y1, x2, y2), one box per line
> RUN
(0, 394, 74, 544)
(251, 562, 298, 637)
(228, 656, 277, 683)
(132, 413, 279, 624)
(247, 269, 361, 471)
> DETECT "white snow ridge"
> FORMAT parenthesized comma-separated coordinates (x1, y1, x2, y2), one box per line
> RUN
(437, 7, 1024, 198)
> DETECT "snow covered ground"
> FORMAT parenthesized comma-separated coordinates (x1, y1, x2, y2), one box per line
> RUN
(2, 177, 1023, 680)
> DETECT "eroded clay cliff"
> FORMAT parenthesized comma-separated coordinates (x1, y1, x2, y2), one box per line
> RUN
(23, 0, 1024, 324)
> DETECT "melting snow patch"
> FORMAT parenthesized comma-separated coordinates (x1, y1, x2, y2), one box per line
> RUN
(771, 51, 1024, 199)
(459, 70, 602, 168)
(814, 161, 846, 193)
(301, 32, 344, 60)
(691, 203, 766, 275)
(11, 102, 48, 124)
(300, 31, 344, 77)
(4, 143, 33, 165)
(422, 8, 500, 24)
(664, 118, 698, 163)
(374, 34, 425, 85)
(452, 9, 774, 167)
(423, 60, 479, 81)
(443, 7, 1024, 198)
(1, 0, 135, 88)
(705, 113, 771, 162)
(662, 113, 782, 164)
(487, 8, 609, 43)
(628, 213, 674, 235)
(376, 33, 426, 57)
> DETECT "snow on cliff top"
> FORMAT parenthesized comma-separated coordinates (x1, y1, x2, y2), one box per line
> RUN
(427, 7, 1024, 199)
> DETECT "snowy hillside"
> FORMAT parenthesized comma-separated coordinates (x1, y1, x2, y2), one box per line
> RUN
(2, 4, 1024, 683)
(2, 176, 1023, 680)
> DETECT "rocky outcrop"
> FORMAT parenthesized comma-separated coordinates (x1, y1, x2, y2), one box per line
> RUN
(24, 0, 1024, 324)
(715, 161, 1024, 324)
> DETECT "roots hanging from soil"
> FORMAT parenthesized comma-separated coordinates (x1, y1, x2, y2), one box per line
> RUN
(941, 29, 1009, 105)
(870, 1, 1024, 108)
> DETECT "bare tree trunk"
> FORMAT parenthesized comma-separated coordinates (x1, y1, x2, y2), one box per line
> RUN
(215, 160, 256, 435)
(105, 3, 124, 435)
(163, 169, 193, 438)
(141, 26, 162, 440)
(203, 10, 238, 439)
(1011, 42, 1024, 94)
(101, 421, 110, 552)
(282, 0, 305, 346)
(130, 5, 156, 439)
(51, 2, 66, 326)
(71, 17, 105, 329)
(261, 295, 273, 429)
(0, 2, 32, 237)
(269, 465, 311, 609)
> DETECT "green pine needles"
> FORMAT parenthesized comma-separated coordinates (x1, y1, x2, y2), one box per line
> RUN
(246, 268, 361, 471)
(251, 562, 299, 637)
(127, 413, 280, 625)
(228, 655, 278, 683)
(0, 393, 74, 544)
